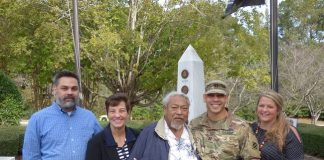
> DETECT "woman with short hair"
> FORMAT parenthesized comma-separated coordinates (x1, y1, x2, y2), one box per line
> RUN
(86, 93, 139, 160)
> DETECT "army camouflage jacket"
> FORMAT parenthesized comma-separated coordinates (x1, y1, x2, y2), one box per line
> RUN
(189, 112, 260, 160)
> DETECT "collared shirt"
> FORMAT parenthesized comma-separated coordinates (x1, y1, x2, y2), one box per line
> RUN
(85, 124, 138, 160)
(23, 102, 102, 160)
(190, 112, 260, 160)
(116, 143, 129, 160)
(164, 121, 198, 160)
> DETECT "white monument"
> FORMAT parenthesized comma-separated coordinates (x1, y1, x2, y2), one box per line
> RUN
(177, 45, 206, 122)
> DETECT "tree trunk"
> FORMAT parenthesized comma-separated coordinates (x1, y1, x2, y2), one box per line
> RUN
(128, 0, 139, 31)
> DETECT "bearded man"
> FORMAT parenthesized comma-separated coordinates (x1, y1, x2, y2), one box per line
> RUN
(129, 91, 200, 160)
(23, 70, 101, 160)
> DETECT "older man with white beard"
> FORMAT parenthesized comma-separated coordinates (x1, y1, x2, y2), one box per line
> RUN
(129, 91, 200, 160)
(23, 70, 101, 160)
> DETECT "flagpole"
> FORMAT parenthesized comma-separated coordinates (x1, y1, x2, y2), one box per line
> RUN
(72, 0, 83, 99)
(270, 0, 278, 92)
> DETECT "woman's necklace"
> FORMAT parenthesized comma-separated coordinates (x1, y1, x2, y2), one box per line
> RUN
(255, 124, 267, 151)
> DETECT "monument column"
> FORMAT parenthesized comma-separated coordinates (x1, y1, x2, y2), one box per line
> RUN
(177, 45, 206, 122)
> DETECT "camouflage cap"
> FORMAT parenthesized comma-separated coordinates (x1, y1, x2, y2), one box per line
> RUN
(205, 80, 227, 95)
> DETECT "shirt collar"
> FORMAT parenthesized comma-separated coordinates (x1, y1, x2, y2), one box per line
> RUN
(164, 120, 189, 140)
(104, 124, 136, 147)
(200, 111, 233, 130)
(52, 102, 77, 115)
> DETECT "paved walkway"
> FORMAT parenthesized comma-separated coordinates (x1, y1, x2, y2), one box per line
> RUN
(0, 157, 14, 160)
(305, 154, 324, 160)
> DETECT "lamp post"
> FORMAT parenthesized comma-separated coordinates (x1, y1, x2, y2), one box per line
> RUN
(270, 0, 279, 92)
(72, 0, 83, 97)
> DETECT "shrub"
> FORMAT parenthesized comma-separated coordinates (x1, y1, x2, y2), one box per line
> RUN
(0, 96, 24, 125)
(2, 121, 323, 158)
(0, 120, 151, 156)
(298, 123, 324, 158)
(0, 71, 24, 125)
(131, 104, 163, 121)
(0, 126, 25, 156)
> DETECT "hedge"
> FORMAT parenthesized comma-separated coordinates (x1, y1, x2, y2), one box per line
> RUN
(0, 126, 25, 156)
(1, 123, 323, 158)
(297, 123, 324, 158)
(0, 120, 149, 156)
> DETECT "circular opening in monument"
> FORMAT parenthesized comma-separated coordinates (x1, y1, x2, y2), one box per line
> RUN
(181, 85, 189, 94)
(181, 69, 189, 79)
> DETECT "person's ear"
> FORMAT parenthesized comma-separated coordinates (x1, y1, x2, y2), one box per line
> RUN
(52, 86, 57, 96)
(203, 94, 206, 102)
(163, 105, 168, 113)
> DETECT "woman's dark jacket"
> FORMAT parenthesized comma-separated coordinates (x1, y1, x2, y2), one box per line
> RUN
(85, 124, 139, 160)
(251, 122, 304, 160)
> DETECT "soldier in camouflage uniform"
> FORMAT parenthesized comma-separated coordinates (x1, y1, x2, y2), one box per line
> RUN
(190, 80, 260, 160)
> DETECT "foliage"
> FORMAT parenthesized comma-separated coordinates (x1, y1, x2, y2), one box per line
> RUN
(0, 71, 21, 102)
(131, 107, 151, 120)
(184, 3, 270, 112)
(127, 120, 153, 131)
(0, 125, 24, 156)
(278, 0, 324, 121)
(235, 105, 256, 122)
(0, 71, 24, 125)
(279, 0, 324, 42)
(1, 122, 324, 157)
(0, 119, 151, 156)
(298, 123, 324, 158)
(0, 97, 24, 126)
(0, 1, 75, 110)
(285, 106, 309, 118)
(81, 0, 183, 109)
(131, 104, 163, 121)
(0, 0, 322, 119)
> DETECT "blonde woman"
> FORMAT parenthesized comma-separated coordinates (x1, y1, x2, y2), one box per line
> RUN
(251, 90, 303, 160)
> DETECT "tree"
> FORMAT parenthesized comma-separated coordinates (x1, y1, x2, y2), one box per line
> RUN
(80, 0, 190, 110)
(305, 91, 324, 124)
(279, 43, 324, 124)
(189, 3, 270, 113)
(0, 0, 289, 117)
(279, 0, 324, 42)
(0, 1, 78, 111)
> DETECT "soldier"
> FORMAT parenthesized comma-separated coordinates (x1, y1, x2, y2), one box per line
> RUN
(190, 80, 260, 160)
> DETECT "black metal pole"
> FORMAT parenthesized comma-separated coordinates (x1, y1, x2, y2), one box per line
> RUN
(270, 0, 279, 92)
(72, 0, 83, 98)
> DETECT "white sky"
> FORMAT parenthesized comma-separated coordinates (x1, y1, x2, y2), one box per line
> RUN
(242, 0, 284, 15)
(158, 0, 284, 15)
